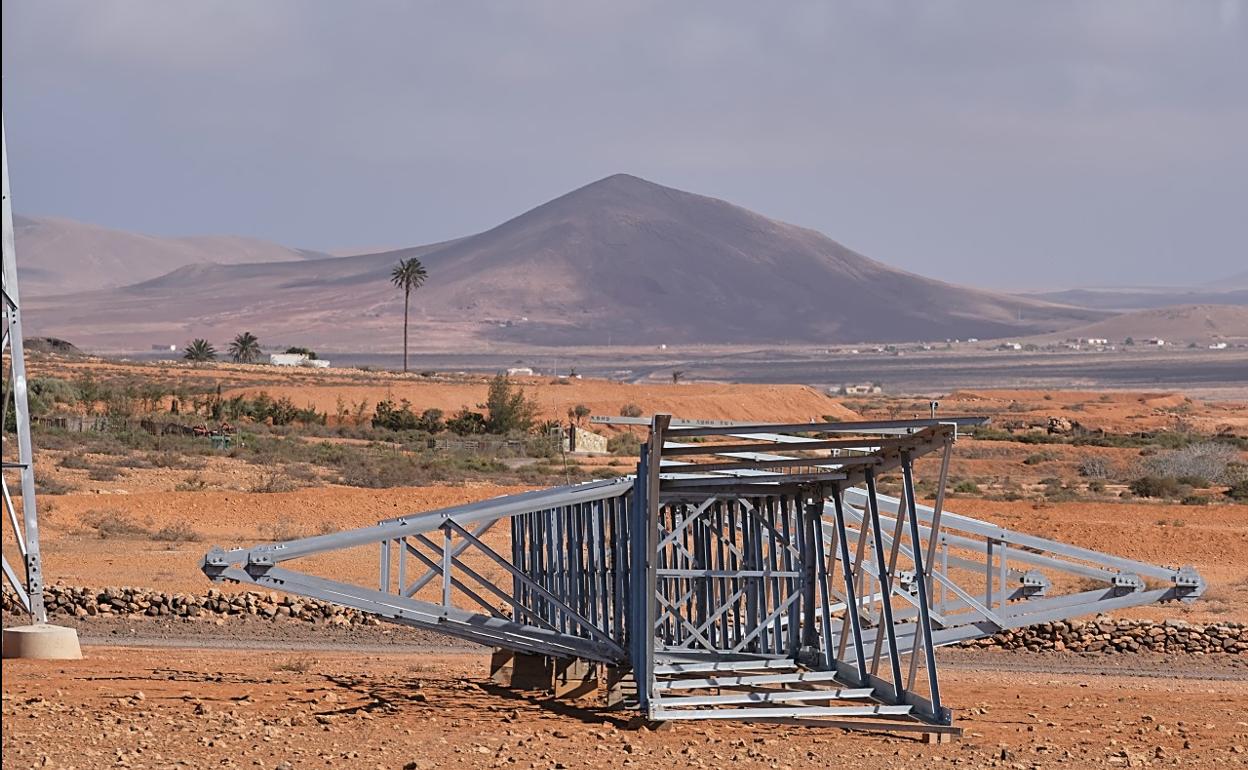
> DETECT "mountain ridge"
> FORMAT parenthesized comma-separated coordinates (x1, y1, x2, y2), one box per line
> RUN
(24, 173, 1105, 351)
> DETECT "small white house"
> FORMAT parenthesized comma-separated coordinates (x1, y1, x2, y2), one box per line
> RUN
(270, 353, 330, 368)
(1145, 338, 1166, 347)
(506, 367, 534, 376)
(1080, 337, 1109, 346)
(1209, 342, 1228, 350)
(1000, 342, 1022, 351)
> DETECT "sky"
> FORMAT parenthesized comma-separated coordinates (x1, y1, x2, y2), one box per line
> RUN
(2, 1, 1245, 290)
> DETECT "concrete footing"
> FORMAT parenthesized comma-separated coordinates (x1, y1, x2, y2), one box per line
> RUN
(1, 624, 82, 660)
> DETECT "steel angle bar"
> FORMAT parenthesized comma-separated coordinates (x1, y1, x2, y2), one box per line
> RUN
(843, 489, 1189, 583)
(217, 564, 622, 662)
(441, 518, 625, 654)
(2, 555, 31, 611)
(650, 704, 914, 721)
(657, 689, 876, 707)
(402, 520, 496, 597)
(665, 416, 986, 438)
(223, 479, 633, 565)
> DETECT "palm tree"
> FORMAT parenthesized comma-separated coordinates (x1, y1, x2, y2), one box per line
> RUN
(390, 257, 428, 373)
(229, 331, 262, 364)
(184, 339, 217, 363)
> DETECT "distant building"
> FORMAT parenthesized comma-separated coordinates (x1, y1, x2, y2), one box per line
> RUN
(506, 367, 534, 376)
(840, 383, 883, 396)
(270, 353, 330, 368)
(1145, 338, 1166, 347)
(151, 344, 177, 352)
(1080, 337, 1109, 346)
(1209, 342, 1228, 350)
(999, 342, 1022, 351)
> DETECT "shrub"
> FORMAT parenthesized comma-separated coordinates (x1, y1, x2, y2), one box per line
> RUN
(1129, 476, 1184, 499)
(417, 408, 445, 434)
(619, 403, 644, 418)
(83, 509, 150, 538)
(608, 433, 642, 456)
(1227, 479, 1248, 502)
(249, 470, 298, 493)
(1023, 452, 1055, 466)
(1087, 480, 1106, 493)
(87, 465, 123, 482)
(953, 480, 980, 494)
(1180, 494, 1209, 506)
(174, 473, 209, 492)
(484, 374, 538, 434)
(150, 522, 203, 542)
(446, 408, 487, 436)
(59, 452, 94, 470)
(372, 399, 420, 431)
(1146, 442, 1239, 484)
(36, 474, 75, 495)
(1077, 455, 1111, 479)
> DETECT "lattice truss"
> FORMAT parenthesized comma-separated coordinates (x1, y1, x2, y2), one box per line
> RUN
(2, 116, 48, 623)
(204, 414, 1204, 731)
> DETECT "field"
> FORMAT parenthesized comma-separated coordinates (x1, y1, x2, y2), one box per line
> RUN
(5, 354, 1248, 768)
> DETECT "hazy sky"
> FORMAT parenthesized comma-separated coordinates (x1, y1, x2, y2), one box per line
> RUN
(3, 1, 1245, 289)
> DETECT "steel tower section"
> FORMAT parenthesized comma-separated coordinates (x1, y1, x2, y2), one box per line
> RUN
(1, 115, 48, 623)
(204, 414, 1205, 732)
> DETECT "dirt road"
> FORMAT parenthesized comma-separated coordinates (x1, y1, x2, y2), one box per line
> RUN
(4, 641, 1246, 769)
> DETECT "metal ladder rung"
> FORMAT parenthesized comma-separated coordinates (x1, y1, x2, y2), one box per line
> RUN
(656, 669, 847, 691)
(655, 687, 875, 708)
(649, 704, 913, 721)
(654, 659, 796, 676)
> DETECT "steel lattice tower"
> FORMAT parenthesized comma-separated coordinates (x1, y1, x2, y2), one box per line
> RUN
(1, 114, 47, 623)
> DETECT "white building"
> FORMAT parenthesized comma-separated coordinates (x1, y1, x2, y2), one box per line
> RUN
(1209, 342, 1228, 350)
(270, 353, 330, 368)
(506, 367, 534, 376)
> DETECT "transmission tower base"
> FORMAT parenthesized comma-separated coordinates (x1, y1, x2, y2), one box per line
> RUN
(2, 624, 82, 660)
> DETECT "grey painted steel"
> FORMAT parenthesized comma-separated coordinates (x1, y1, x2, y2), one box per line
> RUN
(202, 414, 1203, 732)
(1, 115, 46, 623)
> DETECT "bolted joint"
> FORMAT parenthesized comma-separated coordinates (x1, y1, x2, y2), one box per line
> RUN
(1110, 572, 1144, 592)
(1173, 566, 1205, 602)
(1017, 570, 1049, 598)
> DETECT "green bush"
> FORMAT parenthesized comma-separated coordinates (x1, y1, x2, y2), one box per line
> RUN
(1129, 476, 1184, 499)
(372, 399, 420, 431)
(1180, 494, 1209, 506)
(1226, 479, 1248, 502)
(953, 480, 980, 494)
(619, 403, 644, 418)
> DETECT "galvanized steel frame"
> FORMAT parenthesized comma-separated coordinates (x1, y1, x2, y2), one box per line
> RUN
(202, 413, 1204, 730)
(1, 114, 47, 623)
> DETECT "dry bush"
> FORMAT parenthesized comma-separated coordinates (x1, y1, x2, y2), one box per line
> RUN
(1077, 455, 1113, 479)
(261, 521, 304, 542)
(249, 470, 298, 494)
(174, 473, 209, 492)
(83, 509, 150, 539)
(1145, 442, 1239, 485)
(58, 452, 93, 470)
(88, 464, 123, 482)
(150, 522, 203, 542)
(274, 655, 317, 673)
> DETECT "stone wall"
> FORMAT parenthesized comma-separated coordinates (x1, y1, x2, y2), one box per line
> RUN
(4, 585, 1245, 655)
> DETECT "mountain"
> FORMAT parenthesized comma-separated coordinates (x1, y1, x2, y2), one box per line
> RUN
(23, 174, 1103, 351)
(13, 215, 328, 296)
(1049, 304, 1248, 345)
(1023, 287, 1248, 312)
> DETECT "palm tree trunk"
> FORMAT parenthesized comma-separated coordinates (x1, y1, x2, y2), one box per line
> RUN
(402, 288, 410, 373)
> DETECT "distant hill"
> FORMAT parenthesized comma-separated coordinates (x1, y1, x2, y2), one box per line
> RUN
(1023, 286, 1248, 312)
(13, 215, 328, 296)
(1051, 304, 1248, 345)
(24, 174, 1103, 351)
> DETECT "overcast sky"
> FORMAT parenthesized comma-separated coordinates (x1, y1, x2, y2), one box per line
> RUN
(3, 1, 1245, 289)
